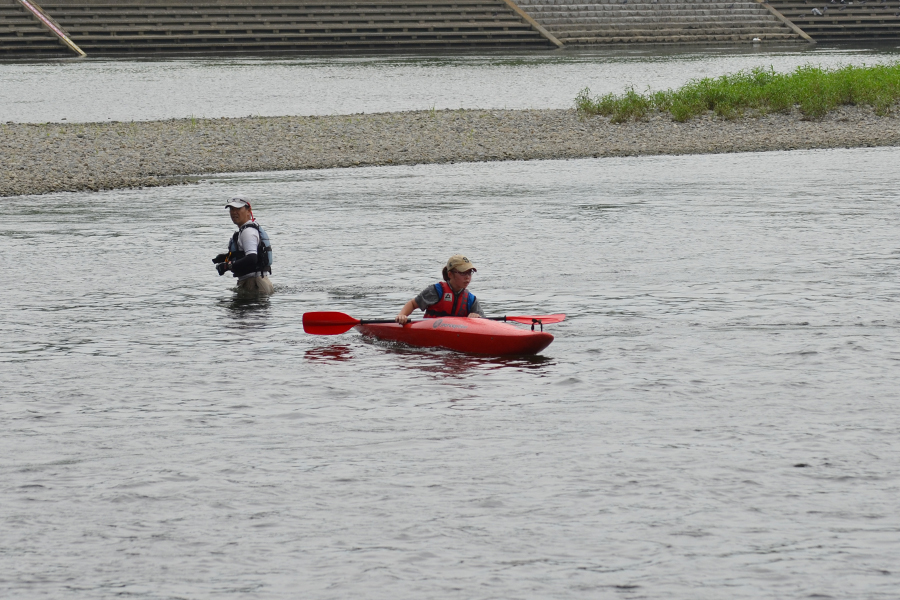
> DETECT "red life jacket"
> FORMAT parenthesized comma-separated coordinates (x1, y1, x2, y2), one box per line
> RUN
(424, 281, 476, 318)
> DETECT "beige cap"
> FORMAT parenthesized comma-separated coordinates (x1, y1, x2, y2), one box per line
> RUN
(446, 254, 476, 273)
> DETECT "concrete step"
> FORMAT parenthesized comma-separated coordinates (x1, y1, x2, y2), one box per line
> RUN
(552, 23, 791, 30)
(60, 21, 534, 32)
(524, 8, 782, 15)
(51, 14, 520, 24)
(516, 0, 802, 44)
(521, 4, 778, 10)
(525, 10, 780, 16)
(524, 0, 766, 3)
(70, 28, 539, 40)
(541, 16, 786, 24)
(543, 16, 787, 24)
(43, 9, 516, 19)
(0, 23, 50, 32)
(37, 38, 552, 54)
(55, 18, 533, 29)
(559, 32, 799, 40)
(66, 35, 547, 45)
(37, 1, 518, 18)
(555, 26, 794, 35)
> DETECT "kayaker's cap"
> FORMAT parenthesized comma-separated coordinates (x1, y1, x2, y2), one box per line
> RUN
(446, 254, 476, 273)
(225, 197, 251, 209)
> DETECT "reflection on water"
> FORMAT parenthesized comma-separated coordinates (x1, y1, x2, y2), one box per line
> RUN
(382, 342, 557, 378)
(304, 344, 354, 362)
(219, 294, 271, 330)
(3, 148, 900, 599)
(2, 46, 900, 123)
(414, 353, 556, 379)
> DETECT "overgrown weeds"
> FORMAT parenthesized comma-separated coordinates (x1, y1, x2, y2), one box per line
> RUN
(575, 63, 900, 122)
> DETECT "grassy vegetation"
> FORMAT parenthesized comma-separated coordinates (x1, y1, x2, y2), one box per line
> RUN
(575, 63, 900, 123)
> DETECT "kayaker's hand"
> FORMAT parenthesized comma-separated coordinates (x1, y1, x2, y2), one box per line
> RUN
(396, 314, 409, 325)
(215, 261, 229, 276)
(468, 313, 482, 319)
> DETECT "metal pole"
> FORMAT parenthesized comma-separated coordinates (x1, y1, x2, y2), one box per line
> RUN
(17, 0, 86, 57)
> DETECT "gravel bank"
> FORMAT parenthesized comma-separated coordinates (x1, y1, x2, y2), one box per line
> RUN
(2, 107, 899, 197)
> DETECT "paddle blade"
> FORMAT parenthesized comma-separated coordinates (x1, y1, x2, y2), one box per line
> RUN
(504, 313, 566, 325)
(302, 311, 360, 335)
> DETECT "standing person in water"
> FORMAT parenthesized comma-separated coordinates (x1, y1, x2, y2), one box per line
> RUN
(212, 197, 274, 296)
(395, 255, 485, 324)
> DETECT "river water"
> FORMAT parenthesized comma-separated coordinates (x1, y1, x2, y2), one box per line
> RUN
(2, 46, 900, 123)
(3, 147, 900, 598)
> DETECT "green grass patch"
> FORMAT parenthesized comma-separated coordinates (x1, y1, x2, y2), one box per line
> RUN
(575, 63, 900, 122)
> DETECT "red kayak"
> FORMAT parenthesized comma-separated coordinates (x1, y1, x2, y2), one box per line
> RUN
(356, 317, 554, 355)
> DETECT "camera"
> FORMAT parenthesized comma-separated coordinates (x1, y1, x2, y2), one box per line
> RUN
(216, 262, 229, 276)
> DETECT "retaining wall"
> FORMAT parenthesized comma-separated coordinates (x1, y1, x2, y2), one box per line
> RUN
(1, 0, 69, 55)
(765, 0, 900, 42)
(1, 0, 554, 57)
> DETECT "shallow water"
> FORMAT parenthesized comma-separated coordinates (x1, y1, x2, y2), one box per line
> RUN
(2, 46, 900, 123)
(2, 147, 900, 599)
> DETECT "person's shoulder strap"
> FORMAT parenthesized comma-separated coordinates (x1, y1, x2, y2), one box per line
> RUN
(239, 222, 260, 232)
(434, 282, 446, 297)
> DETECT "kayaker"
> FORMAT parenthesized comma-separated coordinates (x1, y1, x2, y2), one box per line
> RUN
(212, 197, 274, 296)
(395, 255, 485, 324)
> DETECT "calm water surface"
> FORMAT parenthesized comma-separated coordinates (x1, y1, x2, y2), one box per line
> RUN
(2, 46, 900, 123)
(2, 148, 899, 598)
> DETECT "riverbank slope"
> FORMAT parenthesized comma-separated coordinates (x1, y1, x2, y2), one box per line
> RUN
(2, 107, 899, 197)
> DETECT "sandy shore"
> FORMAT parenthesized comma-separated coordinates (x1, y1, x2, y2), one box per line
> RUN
(2, 106, 899, 197)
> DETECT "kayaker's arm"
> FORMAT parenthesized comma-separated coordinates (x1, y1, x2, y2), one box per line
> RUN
(396, 299, 418, 324)
(467, 298, 485, 319)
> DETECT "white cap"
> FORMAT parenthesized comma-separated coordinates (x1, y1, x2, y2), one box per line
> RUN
(225, 197, 250, 209)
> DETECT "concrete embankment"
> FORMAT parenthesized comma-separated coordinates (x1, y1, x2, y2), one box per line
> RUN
(0, 0, 553, 58)
(2, 106, 899, 197)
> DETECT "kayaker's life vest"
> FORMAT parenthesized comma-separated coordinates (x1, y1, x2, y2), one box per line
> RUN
(228, 222, 273, 273)
(424, 281, 476, 318)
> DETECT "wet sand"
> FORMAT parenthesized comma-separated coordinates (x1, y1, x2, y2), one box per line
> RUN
(2, 106, 899, 197)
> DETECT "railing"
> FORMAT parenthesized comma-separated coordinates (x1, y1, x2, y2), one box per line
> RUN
(756, 0, 815, 43)
(500, 0, 564, 48)
(16, 0, 85, 56)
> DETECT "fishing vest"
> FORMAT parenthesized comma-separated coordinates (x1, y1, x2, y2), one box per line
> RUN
(424, 281, 476, 318)
(228, 221, 273, 274)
